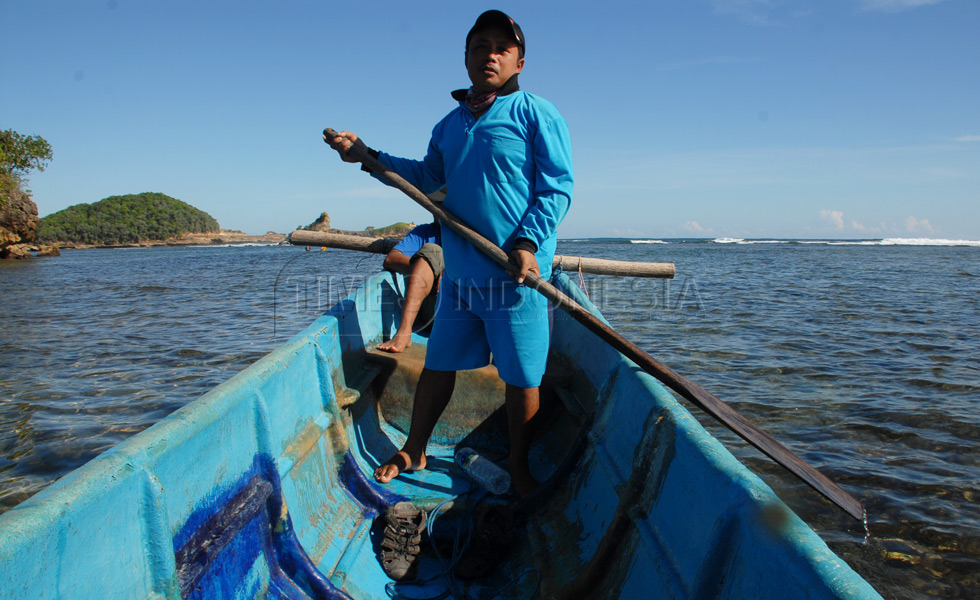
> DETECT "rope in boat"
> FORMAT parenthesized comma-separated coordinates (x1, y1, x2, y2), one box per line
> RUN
(555, 255, 590, 301)
(577, 261, 589, 301)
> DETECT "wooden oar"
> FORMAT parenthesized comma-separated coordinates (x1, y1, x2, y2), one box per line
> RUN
(288, 229, 675, 278)
(324, 128, 865, 521)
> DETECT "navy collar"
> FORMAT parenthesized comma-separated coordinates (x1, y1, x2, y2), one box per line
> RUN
(451, 74, 521, 102)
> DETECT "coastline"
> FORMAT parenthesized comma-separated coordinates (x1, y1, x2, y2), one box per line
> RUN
(55, 229, 289, 250)
(52, 227, 402, 251)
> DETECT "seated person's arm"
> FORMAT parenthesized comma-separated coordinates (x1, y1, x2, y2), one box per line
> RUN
(383, 249, 412, 275)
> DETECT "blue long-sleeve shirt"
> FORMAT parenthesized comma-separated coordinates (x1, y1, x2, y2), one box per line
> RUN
(377, 90, 573, 285)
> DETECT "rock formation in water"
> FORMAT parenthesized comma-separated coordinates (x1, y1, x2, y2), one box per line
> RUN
(0, 186, 42, 259)
(307, 212, 331, 232)
(302, 210, 416, 239)
(1, 189, 62, 259)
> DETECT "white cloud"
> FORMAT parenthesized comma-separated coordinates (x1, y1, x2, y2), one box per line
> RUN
(859, 0, 946, 13)
(621, 141, 966, 194)
(683, 220, 707, 233)
(850, 220, 867, 231)
(709, 0, 815, 25)
(607, 228, 646, 237)
(821, 210, 845, 230)
(954, 135, 980, 143)
(710, 0, 778, 24)
(905, 216, 935, 234)
(659, 55, 759, 71)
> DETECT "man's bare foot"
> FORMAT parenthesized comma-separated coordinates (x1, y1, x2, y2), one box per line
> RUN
(511, 473, 540, 498)
(374, 451, 426, 483)
(377, 331, 412, 353)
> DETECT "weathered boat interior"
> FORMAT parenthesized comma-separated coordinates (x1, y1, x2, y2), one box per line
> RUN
(0, 271, 880, 599)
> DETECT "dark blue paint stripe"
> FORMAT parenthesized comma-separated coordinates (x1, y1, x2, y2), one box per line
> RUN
(174, 457, 356, 600)
(176, 475, 273, 597)
(339, 451, 406, 514)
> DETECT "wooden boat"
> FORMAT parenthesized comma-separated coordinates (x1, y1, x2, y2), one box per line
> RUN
(0, 270, 881, 599)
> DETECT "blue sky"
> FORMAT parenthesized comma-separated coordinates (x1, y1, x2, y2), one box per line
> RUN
(3, 0, 977, 239)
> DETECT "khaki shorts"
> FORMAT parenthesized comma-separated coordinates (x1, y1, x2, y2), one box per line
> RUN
(409, 243, 443, 332)
(411, 243, 444, 278)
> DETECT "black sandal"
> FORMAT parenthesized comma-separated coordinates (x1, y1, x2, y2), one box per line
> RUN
(454, 504, 516, 581)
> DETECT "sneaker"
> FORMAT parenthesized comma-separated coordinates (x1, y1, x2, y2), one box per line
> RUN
(380, 502, 427, 581)
(454, 504, 515, 580)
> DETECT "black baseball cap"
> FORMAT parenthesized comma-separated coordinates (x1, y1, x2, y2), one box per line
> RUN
(466, 10, 525, 57)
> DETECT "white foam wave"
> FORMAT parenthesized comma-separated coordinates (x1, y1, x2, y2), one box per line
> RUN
(709, 238, 980, 247)
(813, 238, 980, 247)
(711, 238, 791, 245)
(630, 239, 669, 244)
(879, 238, 980, 247)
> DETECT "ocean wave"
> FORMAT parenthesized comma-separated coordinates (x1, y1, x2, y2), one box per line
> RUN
(815, 238, 980, 247)
(879, 238, 980, 247)
(710, 238, 796, 245)
(560, 236, 980, 247)
(711, 238, 792, 244)
(709, 238, 980, 247)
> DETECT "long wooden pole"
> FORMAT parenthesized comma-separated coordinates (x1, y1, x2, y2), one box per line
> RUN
(288, 229, 675, 279)
(323, 128, 864, 520)
(289, 230, 401, 255)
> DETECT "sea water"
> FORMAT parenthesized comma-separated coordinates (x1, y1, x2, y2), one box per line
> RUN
(1, 240, 978, 599)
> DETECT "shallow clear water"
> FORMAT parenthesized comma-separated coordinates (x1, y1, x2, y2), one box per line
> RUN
(0, 246, 377, 507)
(1, 241, 978, 599)
(574, 240, 980, 599)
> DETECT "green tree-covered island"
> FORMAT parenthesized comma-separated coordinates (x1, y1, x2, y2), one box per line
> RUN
(37, 192, 221, 246)
(3, 128, 412, 255)
(36, 192, 414, 249)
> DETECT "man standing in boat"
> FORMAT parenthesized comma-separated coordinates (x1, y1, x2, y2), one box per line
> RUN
(325, 10, 573, 496)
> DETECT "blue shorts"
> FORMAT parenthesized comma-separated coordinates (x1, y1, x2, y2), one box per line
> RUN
(424, 278, 550, 388)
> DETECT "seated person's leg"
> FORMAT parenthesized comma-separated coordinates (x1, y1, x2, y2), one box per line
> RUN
(378, 244, 443, 353)
(375, 278, 490, 484)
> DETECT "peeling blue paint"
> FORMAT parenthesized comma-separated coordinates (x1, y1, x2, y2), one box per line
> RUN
(338, 452, 406, 516)
(0, 271, 882, 599)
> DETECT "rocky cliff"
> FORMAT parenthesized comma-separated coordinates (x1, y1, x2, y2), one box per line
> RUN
(0, 186, 43, 259)
(307, 212, 331, 232)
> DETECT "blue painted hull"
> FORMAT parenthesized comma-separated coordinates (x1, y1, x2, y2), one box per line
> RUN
(0, 271, 881, 599)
